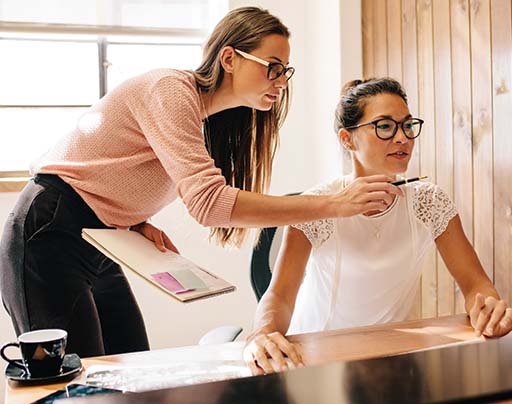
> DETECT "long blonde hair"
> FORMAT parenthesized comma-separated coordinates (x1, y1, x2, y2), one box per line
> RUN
(192, 7, 291, 247)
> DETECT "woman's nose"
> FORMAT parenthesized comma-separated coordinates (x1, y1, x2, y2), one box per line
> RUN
(273, 74, 288, 89)
(393, 126, 410, 143)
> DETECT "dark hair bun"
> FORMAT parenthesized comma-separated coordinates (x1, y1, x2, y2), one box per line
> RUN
(341, 79, 363, 95)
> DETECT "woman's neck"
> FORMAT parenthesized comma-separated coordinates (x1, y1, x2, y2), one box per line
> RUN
(352, 161, 399, 180)
(200, 77, 240, 118)
(349, 170, 400, 180)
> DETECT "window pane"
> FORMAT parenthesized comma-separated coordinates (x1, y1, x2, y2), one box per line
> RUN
(0, 40, 99, 105)
(0, 0, 98, 25)
(106, 43, 202, 89)
(0, 0, 209, 29)
(0, 107, 86, 171)
(119, 1, 208, 29)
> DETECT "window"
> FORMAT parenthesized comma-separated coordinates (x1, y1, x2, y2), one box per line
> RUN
(0, 0, 227, 191)
(0, 37, 99, 179)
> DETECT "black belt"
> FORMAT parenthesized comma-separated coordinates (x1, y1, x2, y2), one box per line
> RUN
(33, 173, 80, 199)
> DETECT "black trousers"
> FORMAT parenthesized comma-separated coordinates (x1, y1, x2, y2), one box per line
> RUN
(0, 174, 149, 357)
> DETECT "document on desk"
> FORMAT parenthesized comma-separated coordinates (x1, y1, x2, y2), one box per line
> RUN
(82, 228, 235, 302)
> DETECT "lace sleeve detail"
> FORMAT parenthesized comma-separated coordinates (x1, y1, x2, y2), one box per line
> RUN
(292, 219, 335, 249)
(412, 182, 458, 240)
(290, 180, 340, 248)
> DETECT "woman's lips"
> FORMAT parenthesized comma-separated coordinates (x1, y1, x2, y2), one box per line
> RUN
(388, 151, 409, 159)
(264, 93, 279, 102)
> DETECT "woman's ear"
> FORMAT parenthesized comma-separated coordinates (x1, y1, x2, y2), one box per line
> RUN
(338, 128, 354, 151)
(219, 46, 236, 74)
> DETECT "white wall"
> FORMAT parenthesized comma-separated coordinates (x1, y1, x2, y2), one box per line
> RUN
(232, 0, 346, 192)
(0, 0, 361, 367)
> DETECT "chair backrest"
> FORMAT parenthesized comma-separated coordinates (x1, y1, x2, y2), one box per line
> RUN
(249, 193, 300, 301)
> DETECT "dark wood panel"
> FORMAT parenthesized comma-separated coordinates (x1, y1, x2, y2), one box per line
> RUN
(374, 0, 389, 75)
(417, 0, 438, 317)
(450, 0, 474, 313)
(470, 0, 494, 283)
(402, 0, 421, 179)
(433, 0, 455, 316)
(387, 0, 403, 80)
(362, 0, 375, 78)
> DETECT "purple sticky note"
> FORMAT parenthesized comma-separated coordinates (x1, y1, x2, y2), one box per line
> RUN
(151, 272, 194, 294)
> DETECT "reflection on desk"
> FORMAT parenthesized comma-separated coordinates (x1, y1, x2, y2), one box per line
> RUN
(85, 359, 250, 392)
(4, 314, 487, 404)
(67, 333, 512, 404)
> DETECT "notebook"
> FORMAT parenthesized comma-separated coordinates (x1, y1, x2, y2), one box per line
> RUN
(82, 228, 235, 302)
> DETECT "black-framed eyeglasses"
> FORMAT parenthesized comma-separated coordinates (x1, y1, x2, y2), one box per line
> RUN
(234, 49, 295, 81)
(344, 117, 424, 140)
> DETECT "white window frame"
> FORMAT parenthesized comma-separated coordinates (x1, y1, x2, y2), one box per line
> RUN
(0, 22, 207, 192)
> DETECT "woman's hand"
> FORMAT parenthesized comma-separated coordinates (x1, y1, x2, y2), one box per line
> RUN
(332, 175, 404, 217)
(130, 222, 179, 254)
(469, 293, 512, 337)
(243, 331, 304, 376)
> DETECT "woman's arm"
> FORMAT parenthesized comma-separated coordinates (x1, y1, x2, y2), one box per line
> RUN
(436, 215, 512, 337)
(230, 175, 403, 227)
(243, 226, 312, 375)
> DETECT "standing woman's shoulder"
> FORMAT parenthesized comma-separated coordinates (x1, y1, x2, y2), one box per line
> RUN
(128, 68, 199, 98)
(121, 68, 204, 124)
(107, 68, 198, 102)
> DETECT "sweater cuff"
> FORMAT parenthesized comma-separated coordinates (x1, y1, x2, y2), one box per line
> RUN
(210, 187, 240, 227)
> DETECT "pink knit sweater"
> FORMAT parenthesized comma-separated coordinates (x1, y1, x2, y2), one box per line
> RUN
(31, 69, 239, 228)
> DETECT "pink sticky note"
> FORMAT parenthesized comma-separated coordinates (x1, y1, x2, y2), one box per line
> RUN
(151, 272, 194, 294)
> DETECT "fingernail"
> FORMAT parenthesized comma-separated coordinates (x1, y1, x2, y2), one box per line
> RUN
(486, 327, 493, 335)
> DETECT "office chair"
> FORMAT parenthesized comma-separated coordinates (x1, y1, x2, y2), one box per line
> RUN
(198, 193, 299, 345)
(249, 191, 300, 302)
(250, 225, 285, 301)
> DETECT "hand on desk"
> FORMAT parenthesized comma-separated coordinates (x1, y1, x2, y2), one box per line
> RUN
(130, 222, 179, 254)
(469, 293, 512, 337)
(243, 331, 304, 375)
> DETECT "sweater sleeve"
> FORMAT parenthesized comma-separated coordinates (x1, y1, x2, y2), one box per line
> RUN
(133, 73, 239, 227)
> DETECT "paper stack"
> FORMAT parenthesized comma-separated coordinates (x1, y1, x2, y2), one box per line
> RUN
(82, 228, 235, 302)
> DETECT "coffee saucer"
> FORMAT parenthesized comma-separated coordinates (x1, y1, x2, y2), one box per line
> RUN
(5, 353, 82, 385)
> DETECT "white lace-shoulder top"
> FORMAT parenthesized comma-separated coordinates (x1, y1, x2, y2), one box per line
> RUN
(287, 176, 458, 334)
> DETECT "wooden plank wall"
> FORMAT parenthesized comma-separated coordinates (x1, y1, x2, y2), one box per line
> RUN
(362, 0, 512, 318)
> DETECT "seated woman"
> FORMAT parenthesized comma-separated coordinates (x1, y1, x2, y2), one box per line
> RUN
(243, 78, 512, 375)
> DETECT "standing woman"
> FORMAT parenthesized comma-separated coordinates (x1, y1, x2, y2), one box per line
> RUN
(0, 7, 400, 357)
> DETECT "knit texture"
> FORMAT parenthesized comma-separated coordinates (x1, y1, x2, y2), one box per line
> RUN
(31, 69, 239, 228)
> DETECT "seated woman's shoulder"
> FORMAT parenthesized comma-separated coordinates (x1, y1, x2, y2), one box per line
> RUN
(302, 177, 346, 197)
(410, 180, 456, 213)
(410, 180, 448, 197)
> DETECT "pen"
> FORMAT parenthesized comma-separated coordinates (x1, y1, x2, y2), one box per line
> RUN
(390, 176, 428, 186)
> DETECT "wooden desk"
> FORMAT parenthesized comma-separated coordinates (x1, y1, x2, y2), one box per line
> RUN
(5, 314, 481, 404)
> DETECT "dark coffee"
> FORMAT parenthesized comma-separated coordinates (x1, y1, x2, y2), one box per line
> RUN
(1, 329, 67, 377)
